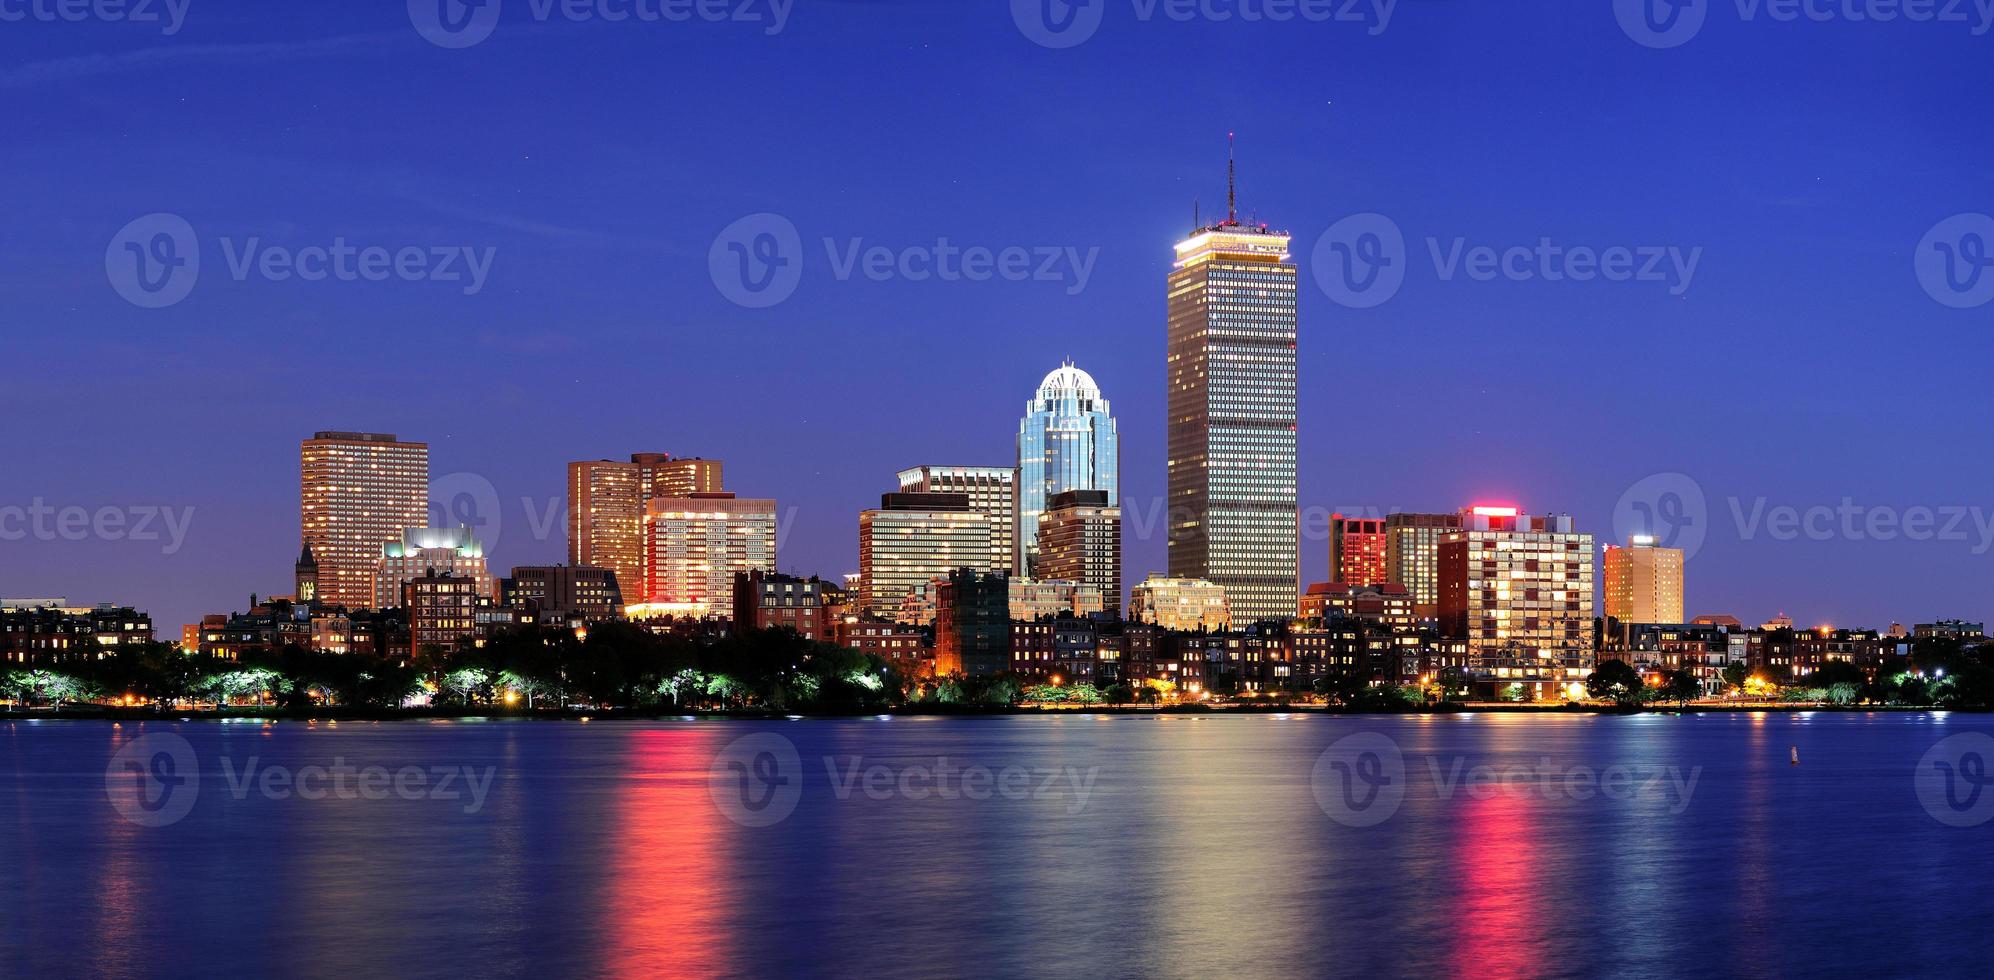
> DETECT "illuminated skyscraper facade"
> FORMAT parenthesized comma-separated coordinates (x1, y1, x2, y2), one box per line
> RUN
(1438, 506, 1596, 699)
(858, 492, 992, 620)
(1034, 489, 1122, 616)
(640, 493, 777, 618)
(1329, 514, 1388, 586)
(630, 453, 723, 499)
(898, 465, 1016, 574)
(1384, 512, 1463, 618)
(569, 453, 724, 610)
(1604, 536, 1685, 624)
(1016, 362, 1117, 576)
(1166, 196, 1298, 623)
(568, 460, 645, 607)
(301, 431, 429, 610)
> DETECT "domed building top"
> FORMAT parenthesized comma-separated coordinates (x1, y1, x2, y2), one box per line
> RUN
(1034, 360, 1104, 403)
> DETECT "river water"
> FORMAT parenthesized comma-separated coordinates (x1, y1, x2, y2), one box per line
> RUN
(4, 713, 1992, 978)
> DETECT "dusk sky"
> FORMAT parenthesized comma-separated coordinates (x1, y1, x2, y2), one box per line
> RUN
(2, 1, 1990, 632)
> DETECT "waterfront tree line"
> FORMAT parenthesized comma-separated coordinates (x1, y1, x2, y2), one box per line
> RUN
(5, 627, 1994, 713)
(1, 625, 909, 713)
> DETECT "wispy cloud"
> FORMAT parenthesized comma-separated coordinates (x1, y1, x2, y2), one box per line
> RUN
(0, 31, 409, 90)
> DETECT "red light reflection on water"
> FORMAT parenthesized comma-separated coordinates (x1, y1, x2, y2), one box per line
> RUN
(604, 727, 739, 979)
(1449, 791, 1542, 978)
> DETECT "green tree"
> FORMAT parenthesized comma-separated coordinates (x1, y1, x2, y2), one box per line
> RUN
(1587, 659, 1644, 705)
(1660, 669, 1701, 708)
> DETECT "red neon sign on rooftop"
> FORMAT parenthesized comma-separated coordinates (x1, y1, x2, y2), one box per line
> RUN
(1469, 504, 1520, 518)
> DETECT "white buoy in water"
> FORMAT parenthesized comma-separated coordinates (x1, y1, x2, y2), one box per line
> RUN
(1790, 745, 1800, 766)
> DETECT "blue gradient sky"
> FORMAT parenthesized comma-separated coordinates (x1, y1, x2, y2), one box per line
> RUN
(2, 1, 1990, 632)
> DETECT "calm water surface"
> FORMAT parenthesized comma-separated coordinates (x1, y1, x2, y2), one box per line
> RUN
(4, 713, 1992, 979)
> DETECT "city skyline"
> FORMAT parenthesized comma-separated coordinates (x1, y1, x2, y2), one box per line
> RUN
(9, 9, 1993, 977)
(6, 8, 1990, 634)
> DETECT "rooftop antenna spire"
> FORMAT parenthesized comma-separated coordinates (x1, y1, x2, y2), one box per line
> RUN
(1227, 132, 1237, 224)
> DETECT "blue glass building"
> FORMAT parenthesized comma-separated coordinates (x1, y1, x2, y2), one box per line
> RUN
(1016, 362, 1118, 576)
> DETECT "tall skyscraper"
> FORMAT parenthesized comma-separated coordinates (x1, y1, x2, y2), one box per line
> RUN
(1438, 506, 1596, 699)
(1604, 535, 1685, 624)
(1329, 514, 1388, 586)
(858, 492, 992, 620)
(639, 492, 777, 618)
(1384, 512, 1464, 618)
(1016, 362, 1118, 575)
(568, 460, 645, 606)
(1166, 143, 1298, 623)
(569, 453, 724, 609)
(301, 431, 429, 610)
(1035, 489, 1122, 616)
(897, 466, 1016, 574)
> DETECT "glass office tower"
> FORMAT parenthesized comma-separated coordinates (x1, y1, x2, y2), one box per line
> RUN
(1015, 362, 1118, 576)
